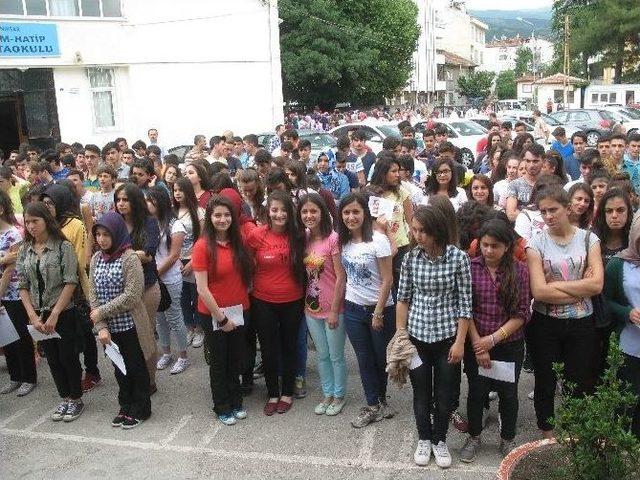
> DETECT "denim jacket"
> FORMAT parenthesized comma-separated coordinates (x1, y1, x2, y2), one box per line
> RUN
(17, 237, 78, 311)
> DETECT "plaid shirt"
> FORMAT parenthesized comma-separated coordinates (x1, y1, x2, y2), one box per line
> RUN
(397, 245, 473, 343)
(471, 256, 531, 342)
(93, 256, 134, 333)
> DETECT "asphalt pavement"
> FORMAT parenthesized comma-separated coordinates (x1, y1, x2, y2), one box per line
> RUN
(0, 340, 541, 479)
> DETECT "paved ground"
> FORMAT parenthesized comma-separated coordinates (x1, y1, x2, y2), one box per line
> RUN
(0, 340, 541, 479)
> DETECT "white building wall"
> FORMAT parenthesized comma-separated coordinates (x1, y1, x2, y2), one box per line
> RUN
(481, 38, 554, 75)
(0, 0, 284, 147)
(406, 0, 438, 94)
(534, 84, 582, 111)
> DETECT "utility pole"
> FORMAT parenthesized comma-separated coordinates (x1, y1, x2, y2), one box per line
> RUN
(563, 14, 570, 107)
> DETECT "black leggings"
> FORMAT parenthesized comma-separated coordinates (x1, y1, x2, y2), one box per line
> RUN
(110, 327, 151, 419)
(2, 300, 36, 384)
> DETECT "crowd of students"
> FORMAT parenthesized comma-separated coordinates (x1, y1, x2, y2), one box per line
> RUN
(0, 121, 639, 469)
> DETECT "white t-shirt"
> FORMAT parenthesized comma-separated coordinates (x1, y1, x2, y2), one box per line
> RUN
(156, 219, 187, 284)
(493, 179, 510, 209)
(341, 231, 394, 307)
(420, 187, 468, 212)
(514, 208, 546, 241)
(402, 180, 424, 206)
(413, 158, 428, 185)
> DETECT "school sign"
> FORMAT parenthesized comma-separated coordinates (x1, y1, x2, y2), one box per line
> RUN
(0, 22, 60, 57)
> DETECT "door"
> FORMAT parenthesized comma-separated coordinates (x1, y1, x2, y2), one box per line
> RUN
(0, 94, 26, 157)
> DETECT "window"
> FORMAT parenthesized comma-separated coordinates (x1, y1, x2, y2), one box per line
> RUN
(592, 93, 599, 103)
(499, 55, 508, 61)
(87, 67, 116, 129)
(569, 111, 589, 122)
(609, 93, 617, 103)
(0, 0, 121, 16)
(523, 84, 532, 93)
(600, 93, 608, 102)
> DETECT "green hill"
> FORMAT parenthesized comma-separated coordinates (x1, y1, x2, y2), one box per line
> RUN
(470, 7, 553, 41)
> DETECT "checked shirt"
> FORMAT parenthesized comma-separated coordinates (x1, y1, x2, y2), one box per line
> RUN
(93, 256, 135, 333)
(397, 245, 472, 343)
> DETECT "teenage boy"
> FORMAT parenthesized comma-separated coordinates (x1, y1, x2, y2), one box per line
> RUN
(316, 153, 349, 200)
(241, 134, 260, 168)
(500, 121, 513, 141)
(597, 134, 611, 159)
(131, 159, 164, 192)
(102, 141, 129, 180)
(565, 149, 599, 191)
(298, 139, 312, 168)
(563, 132, 588, 180)
(83, 144, 101, 191)
(67, 169, 93, 205)
(418, 128, 437, 168)
(207, 136, 227, 165)
(121, 148, 136, 167)
(618, 134, 640, 194)
(132, 140, 147, 159)
(400, 138, 428, 185)
(433, 123, 448, 148)
(551, 127, 574, 168)
(348, 129, 376, 181)
(89, 165, 117, 221)
(398, 154, 424, 206)
(335, 152, 359, 192)
(506, 143, 545, 222)
(43, 149, 69, 180)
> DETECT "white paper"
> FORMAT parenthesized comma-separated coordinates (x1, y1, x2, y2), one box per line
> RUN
(409, 351, 423, 370)
(27, 324, 61, 342)
(0, 309, 19, 347)
(368, 196, 395, 219)
(105, 341, 127, 376)
(478, 360, 516, 383)
(212, 304, 245, 331)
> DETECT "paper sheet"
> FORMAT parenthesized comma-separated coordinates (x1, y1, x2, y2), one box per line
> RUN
(0, 309, 19, 347)
(212, 304, 245, 331)
(409, 351, 423, 370)
(367, 196, 395, 219)
(27, 324, 61, 342)
(105, 341, 127, 376)
(478, 360, 516, 383)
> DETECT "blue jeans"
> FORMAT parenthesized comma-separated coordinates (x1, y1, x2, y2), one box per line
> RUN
(180, 280, 199, 329)
(156, 280, 189, 352)
(305, 313, 347, 398)
(344, 300, 395, 406)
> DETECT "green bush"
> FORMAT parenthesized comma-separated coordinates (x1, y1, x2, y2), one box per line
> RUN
(552, 337, 640, 480)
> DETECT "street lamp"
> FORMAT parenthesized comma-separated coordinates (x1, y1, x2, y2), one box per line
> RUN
(516, 17, 537, 80)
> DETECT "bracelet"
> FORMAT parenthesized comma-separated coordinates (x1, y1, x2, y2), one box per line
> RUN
(372, 312, 383, 320)
(499, 327, 508, 342)
(217, 316, 229, 327)
(490, 334, 496, 347)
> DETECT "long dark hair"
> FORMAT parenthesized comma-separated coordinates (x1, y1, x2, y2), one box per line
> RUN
(147, 186, 177, 249)
(411, 205, 449, 250)
(297, 193, 333, 238)
(285, 160, 308, 190)
(23, 201, 66, 245)
(476, 218, 520, 316)
(266, 190, 306, 285)
(425, 158, 458, 197)
(114, 183, 148, 250)
(202, 195, 253, 286)
(491, 150, 518, 184)
(468, 174, 494, 206)
(173, 177, 201, 240)
(186, 162, 212, 191)
(337, 192, 373, 246)
(592, 187, 632, 249)
(0, 189, 18, 226)
(369, 153, 401, 194)
(567, 182, 594, 229)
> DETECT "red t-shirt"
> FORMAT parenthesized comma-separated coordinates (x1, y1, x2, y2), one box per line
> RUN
(197, 190, 213, 210)
(476, 137, 488, 155)
(246, 224, 303, 303)
(191, 238, 250, 314)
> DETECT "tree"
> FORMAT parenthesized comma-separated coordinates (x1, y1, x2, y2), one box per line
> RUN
(495, 70, 517, 99)
(456, 70, 495, 103)
(514, 47, 533, 78)
(278, 0, 420, 108)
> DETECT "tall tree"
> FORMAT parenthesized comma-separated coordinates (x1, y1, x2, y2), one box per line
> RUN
(495, 70, 517, 99)
(457, 71, 496, 102)
(514, 47, 533, 78)
(278, 0, 419, 108)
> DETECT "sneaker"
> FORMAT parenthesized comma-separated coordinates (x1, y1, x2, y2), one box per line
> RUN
(186, 330, 195, 345)
(253, 361, 264, 379)
(170, 357, 190, 375)
(218, 413, 237, 426)
(326, 398, 346, 416)
(16, 382, 36, 397)
(488, 391, 498, 401)
(122, 416, 144, 429)
(232, 408, 247, 420)
(294, 376, 307, 399)
(460, 436, 481, 463)
(63, 400, 84, 422)
(351, 404, 382, 428)
(527, 390, 535, 400)
(156, 354, 173, 370)
(499, 438, 516, 457)
(450, 410, 469, 433)
(314, 400, 331, 415)
(51, 401, 69, 421)
(380, 400, 396, 419)
(192, 332, 204, 348)
(414, 439, 431, 466)
(81, 373, 102, 393)
(432, 441, 452, 469)
(0, 380, 21, 394)
(112, 411, 126, 427)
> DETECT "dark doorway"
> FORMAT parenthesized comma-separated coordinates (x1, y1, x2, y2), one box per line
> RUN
(0, 95, 26, 157)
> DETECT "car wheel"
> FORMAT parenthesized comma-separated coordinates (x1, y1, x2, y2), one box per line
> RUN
(586, 131, 601, 147)
(460, 148, 474, 169)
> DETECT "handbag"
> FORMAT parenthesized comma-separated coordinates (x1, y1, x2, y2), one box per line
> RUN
(585, 231, 610, 328)
(157, 280, 171, 313)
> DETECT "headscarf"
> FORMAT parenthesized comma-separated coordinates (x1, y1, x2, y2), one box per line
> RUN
(616, 212, 640, 267)
(41, 183, 79, 225)
(219, 188, 253, 226)
(92, 211, 132, 262)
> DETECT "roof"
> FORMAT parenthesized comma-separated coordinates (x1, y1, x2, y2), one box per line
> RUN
(439, 50, 476, 68)
(487, 37, 528, 48)
(516, 75, 535, 83)
(534, 73, 587, 85)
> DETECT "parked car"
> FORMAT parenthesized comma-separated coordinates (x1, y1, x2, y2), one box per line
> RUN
(414, 119, 486, 168)
(258, 129, 337, 160)
(328, 122, 401, 154)
(167, 145, 193, 163)
(602, 106, 640, 135)
(548, 109, 619, 147)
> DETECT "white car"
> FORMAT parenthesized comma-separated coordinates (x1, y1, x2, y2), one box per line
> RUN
(329, 122, 401, 154)
(602, 107, 640, 135)
(414, 119, 487, 168)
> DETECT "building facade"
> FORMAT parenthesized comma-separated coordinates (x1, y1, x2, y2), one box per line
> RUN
(0, 0, 284, 154)
(481, 35, 554, 75)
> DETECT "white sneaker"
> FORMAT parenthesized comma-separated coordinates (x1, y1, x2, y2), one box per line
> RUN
(414, 439, 431, 466)
(432, 441, 452, 469)
(156, 354, 173, 370)
(528, 390, 535, 400)
(192, 332, 204, 349)
(170, 357, 190, 375)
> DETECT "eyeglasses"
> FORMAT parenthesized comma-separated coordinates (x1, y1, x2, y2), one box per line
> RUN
(436, 169, 452, 176)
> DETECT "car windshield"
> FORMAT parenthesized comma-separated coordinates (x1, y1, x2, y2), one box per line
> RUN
(600, 110, 617, 121)
(448, 121, 486, 136)
(542, 113, 560, 125)
(622, 108, 640, 119)
(377, 125, 401, 138)
(302, 133, 336, 149)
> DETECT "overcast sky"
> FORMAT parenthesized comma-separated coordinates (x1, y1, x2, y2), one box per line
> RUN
(465, 0, 553, 10)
